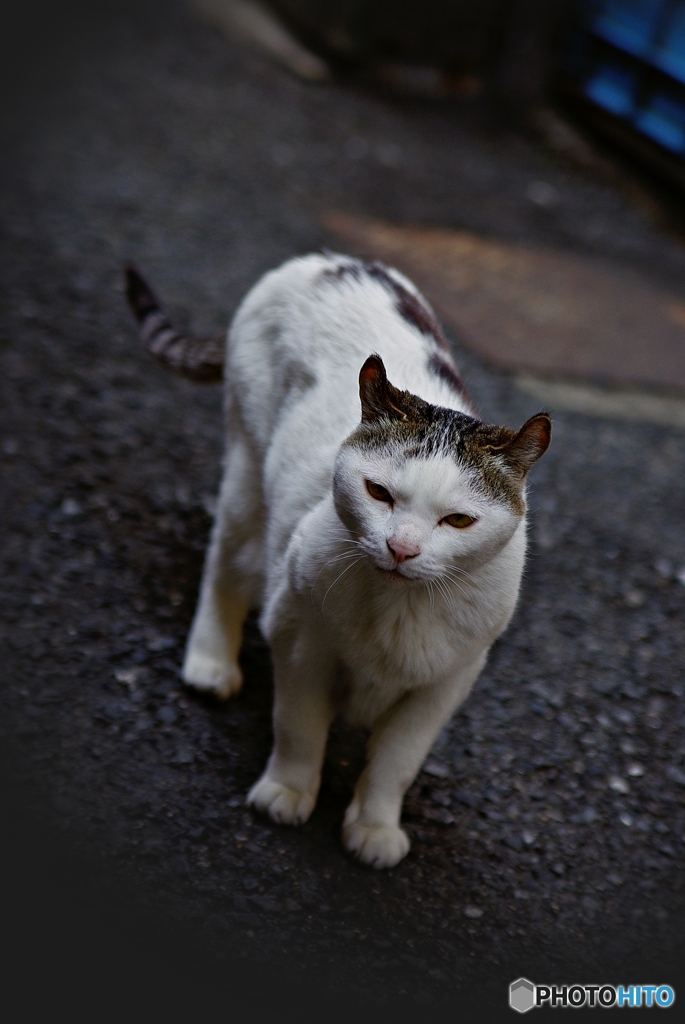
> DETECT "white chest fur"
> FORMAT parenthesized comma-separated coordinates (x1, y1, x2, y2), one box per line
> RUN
(282, 504, 526, 727)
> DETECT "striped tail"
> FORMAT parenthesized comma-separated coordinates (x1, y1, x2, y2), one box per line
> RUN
(124, 265, 224, 382)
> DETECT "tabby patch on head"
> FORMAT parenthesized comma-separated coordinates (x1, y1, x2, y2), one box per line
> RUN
(346, 354, 551, 514)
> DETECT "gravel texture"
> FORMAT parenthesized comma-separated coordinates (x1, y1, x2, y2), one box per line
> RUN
(1, 1, 684, 1017)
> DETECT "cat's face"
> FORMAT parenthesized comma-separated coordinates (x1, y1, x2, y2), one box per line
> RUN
(332, 356, 551, 583)
(334, 449, 520, 581)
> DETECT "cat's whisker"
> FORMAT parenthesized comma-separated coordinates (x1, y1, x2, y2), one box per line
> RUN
(433, 576, 456, 616)
(445, 563, 477, 584)
(316, 548, 360, 575)
(309, 548, 362, 602)
(441, 567, 472, 595)
(321, 557, 364, 616)
(441, 575, 462, 613)
(321, 561, 362, 614)
(441, 577, 470, 600)
(310, 546, 363, 601)
(424, 579, 435, 617)
(441, 580, 468, 607)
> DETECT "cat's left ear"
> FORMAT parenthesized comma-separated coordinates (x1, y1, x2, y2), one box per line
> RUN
(359, 354, 410, 423)
(495, 413, 552, 477)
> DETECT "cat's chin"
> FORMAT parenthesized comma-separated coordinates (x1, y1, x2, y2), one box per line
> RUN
(376, 566, 412, 584)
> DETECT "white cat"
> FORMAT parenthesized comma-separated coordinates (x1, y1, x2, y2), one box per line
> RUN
(126, 253, 551, 868)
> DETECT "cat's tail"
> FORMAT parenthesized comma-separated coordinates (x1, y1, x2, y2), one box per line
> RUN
(124, 265, 224, 382)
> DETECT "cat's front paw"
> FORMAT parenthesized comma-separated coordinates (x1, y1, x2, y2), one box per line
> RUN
(342, 820, 410, 869)
(246, 775, 315, 825)
(182, 651, 242, 700)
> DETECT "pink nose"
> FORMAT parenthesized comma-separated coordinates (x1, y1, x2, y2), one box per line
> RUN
(387, 539, 420, 563)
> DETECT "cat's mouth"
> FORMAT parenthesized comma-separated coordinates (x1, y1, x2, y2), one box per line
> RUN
(377, 566, 409, 583)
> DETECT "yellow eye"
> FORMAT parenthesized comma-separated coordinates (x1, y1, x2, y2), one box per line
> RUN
(442, 513, 476, 529)
(366, 480, 393, 503)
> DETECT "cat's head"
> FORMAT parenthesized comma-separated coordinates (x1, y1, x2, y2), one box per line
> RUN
(332, 355, 551, 582)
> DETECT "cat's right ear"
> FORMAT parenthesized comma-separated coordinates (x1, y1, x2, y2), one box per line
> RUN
(359, 355, 408, 423)
(496, 412, 552, 477)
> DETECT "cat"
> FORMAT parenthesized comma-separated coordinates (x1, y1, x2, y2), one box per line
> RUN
(125, 253, 551, 869)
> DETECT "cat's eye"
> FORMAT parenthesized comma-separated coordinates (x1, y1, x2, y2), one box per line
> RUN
(441, 513, 476, 529)
(366, 480, 393, 503)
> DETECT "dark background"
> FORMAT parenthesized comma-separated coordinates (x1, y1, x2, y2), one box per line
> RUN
(1, 2, 684, 1020)
(268, 0, 576, 109)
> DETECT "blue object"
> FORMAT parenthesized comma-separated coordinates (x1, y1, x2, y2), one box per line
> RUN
(635, 93, 685, 150)
(573, 1, 685, 161)
(592, 0, 666, 60)
(657, 5, 685, 82)
(584, 63, 636, 115)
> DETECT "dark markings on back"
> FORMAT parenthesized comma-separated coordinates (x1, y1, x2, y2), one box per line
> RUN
(427, 353, 467, 398)
(320, 257, 448, 350)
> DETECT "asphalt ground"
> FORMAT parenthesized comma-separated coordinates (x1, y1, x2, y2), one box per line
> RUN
(1, 2, 684, 1019)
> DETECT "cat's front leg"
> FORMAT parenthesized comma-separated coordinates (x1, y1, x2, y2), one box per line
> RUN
(247, 627, 336, 826)
(343, 658, 486, 869)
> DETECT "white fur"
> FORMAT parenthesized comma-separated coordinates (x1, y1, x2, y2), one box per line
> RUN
(182, 253, 528, 868)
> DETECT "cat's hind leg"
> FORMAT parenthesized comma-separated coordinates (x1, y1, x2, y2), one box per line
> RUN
(183, 437, 262, 700)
